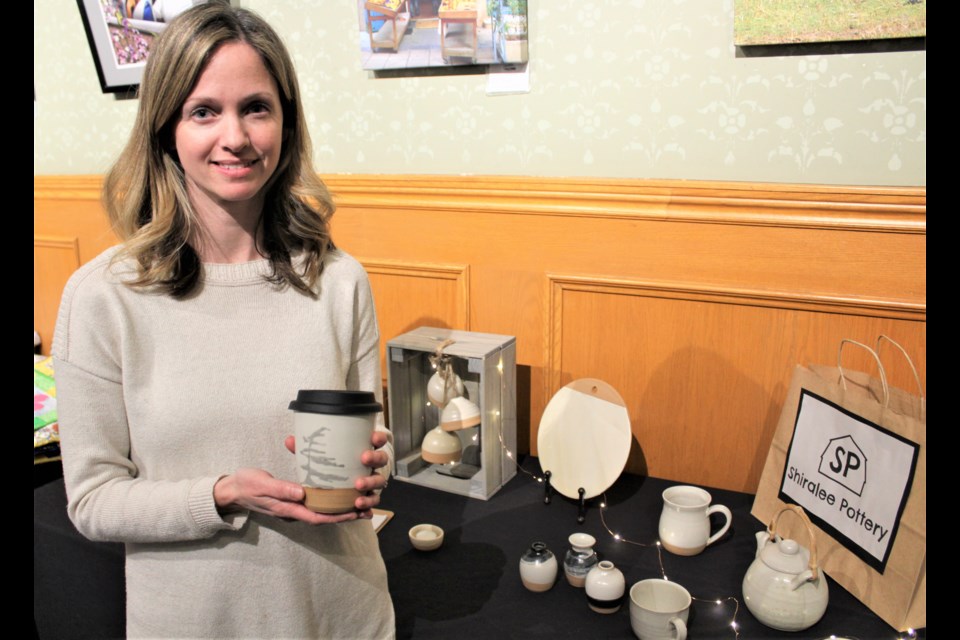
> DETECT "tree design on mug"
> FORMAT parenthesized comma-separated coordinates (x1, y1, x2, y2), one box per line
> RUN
(300, 427, 349, 487)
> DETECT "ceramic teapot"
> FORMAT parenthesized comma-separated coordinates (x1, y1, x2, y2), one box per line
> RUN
(742, 505, 828, 632)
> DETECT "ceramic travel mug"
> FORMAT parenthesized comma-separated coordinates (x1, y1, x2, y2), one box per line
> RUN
(658, 485, 732, 556)
(629, 579, 690, 640)
(288, 390, 382, 514)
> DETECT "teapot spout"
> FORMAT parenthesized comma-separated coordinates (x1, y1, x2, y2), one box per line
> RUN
(755, 531, 770, 559)
(789, 569, 815, 591)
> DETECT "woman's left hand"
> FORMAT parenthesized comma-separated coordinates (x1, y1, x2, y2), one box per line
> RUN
(284, 430, 390, 519)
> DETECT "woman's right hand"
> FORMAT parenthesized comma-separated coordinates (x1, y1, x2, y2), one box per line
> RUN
(213, 468, 362, 525)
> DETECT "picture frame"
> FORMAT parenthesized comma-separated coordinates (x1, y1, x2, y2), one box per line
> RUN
(357, 0, 529, 73)
(77, 0, 210, 94)
(734, 0, 925, 47)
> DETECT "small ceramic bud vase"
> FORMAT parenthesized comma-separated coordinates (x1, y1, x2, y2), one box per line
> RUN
(519, 541, 558, 592)
(563, 533, 599, 588)
(585, 561, 626, 614)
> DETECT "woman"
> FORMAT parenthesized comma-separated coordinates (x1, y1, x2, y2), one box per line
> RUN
(53, 3, 395, 638)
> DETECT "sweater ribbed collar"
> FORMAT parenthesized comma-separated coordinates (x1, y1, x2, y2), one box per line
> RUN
(199, 252, 314, 286)
(200, 258, 273, 285)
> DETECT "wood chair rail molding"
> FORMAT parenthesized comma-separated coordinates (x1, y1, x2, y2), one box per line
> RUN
(35, 174, 926, 493)
(34, 174, 926, 230)
(323, 174, 925, 233)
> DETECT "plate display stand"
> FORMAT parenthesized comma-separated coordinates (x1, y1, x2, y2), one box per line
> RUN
(542, 470, 591, 523)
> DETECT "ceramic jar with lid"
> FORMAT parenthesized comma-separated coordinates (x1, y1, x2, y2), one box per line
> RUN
(519, 541, 558, 592)
(585, 560, 626, 614)
(563, 532, 599, 588)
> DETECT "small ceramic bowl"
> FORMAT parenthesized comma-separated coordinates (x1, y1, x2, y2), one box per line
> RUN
(409, 524, 444, 551)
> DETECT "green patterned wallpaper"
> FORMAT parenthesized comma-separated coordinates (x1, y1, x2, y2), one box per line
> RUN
(34, 0, 926, 186)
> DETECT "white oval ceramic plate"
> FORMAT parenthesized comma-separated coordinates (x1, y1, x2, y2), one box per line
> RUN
(537, 378, 632, 500)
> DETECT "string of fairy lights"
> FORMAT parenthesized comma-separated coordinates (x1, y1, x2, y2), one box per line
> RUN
(428, 350, 920, 640)
(499, 432, 744, 639)
(598, 488, 743, 639)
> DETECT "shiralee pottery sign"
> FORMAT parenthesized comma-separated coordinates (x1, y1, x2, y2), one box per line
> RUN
(778, 389, 919, 572)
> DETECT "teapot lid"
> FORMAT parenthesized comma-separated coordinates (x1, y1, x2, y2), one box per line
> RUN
(760, 537, 811, 576)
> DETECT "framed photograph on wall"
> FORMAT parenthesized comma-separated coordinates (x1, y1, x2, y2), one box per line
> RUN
(77, 0, 208, 94)
(357, 0, 528, 72)
(734, 0, 925, 46)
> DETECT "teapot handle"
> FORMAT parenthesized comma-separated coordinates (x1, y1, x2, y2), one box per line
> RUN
(767, 505, 819, 581)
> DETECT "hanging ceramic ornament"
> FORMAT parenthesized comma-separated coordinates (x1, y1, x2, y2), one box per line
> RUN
(427, 339, 464, 408)
(421, 425, 462, 464)
(427, 370, 464, 407)
(440, 396, 481, 431)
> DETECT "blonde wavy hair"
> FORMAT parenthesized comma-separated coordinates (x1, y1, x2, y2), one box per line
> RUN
(104, 1, 334, 298)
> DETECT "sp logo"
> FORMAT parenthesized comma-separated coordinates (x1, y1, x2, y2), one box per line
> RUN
(819, 435, 866, 496)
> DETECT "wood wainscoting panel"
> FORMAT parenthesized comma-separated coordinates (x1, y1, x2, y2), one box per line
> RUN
(360, 259, 470, 373)
(36, 174, 925, 491)
(34, 176, 117, 263)
(35, 176, 117, 355)
(547, 275, 926, 493)
(34, 236, 82, 355)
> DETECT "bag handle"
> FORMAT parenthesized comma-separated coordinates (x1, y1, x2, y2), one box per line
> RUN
(875, 334, 926, 421)
(768, 504, 819, 580)
(838, 339, 889, 408)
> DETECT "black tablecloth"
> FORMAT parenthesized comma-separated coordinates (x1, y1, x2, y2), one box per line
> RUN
(34, 463, 125, 640)
(34, 458, 924, 639)
(377, 457, 924, 640)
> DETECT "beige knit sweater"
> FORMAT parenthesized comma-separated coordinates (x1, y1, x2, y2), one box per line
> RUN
(53, 247, 395, 639)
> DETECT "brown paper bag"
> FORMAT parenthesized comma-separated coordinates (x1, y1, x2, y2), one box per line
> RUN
(752, 337, 925, 631)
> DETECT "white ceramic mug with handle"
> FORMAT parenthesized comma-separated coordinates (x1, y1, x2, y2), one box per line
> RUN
(658, 485, 732, 556)
(629, 579, 690, 640)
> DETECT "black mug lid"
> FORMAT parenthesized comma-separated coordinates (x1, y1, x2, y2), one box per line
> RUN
(288, 390, 383, 415)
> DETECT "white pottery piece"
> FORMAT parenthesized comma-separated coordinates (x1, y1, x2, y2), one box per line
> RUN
(427, 371, 464, 408)
(629, 579, 690, 640)
(408, 524, 444, 551)
(421, 425, 462, 464)
(742, 505, 829, 632)
(585, 560, 625, 614)
(563, 532, 599, 588)
(658, 485, 732, 556)
(288, 390, 382, 514)
(537, 379, 631, 500)
(440, 396, 481, 431)
(519, 541, 558, 592)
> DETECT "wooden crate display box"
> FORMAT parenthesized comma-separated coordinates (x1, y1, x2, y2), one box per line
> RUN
(387, 327, 517, 500)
